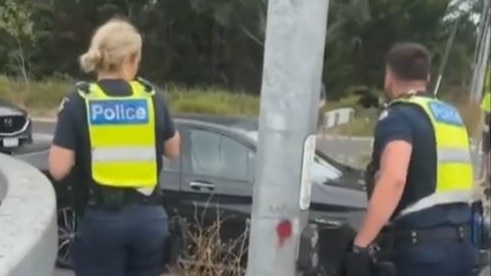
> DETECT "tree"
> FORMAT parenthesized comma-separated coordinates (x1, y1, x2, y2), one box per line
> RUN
(0, 0, 37, 85)
(0, 0, 480, 97)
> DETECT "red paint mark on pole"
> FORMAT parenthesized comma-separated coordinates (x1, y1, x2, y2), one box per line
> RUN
(276, 220, 292, 246)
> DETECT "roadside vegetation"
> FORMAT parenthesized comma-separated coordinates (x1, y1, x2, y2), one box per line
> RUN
(0, 0, 482, 137)
(0, 75, 482, 137)
(168, 211, 248, 276)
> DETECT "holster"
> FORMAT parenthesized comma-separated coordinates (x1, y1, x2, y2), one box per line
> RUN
(372, 261, 396, 276)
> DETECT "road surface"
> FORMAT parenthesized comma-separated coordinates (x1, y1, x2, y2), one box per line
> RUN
(30, 120, 488, 276)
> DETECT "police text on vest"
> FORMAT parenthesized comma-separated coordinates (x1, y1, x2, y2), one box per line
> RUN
(429, 102, 463, 126)
(89, 99, 149, 125)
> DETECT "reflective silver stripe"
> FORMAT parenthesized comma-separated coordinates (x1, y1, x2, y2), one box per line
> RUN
(92, 147, 156, 162)
(437, 147, 471, 163)
(397, 190, 472, 217)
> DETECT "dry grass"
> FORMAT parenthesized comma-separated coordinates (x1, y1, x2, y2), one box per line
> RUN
(167, 199, 249, 276)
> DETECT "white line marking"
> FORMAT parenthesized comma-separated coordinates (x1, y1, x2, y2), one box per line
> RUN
(33, 133, 53, 141)
(32, 117, 56, 123)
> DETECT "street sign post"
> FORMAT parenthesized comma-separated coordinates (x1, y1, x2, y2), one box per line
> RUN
(245, 0, 330, 275)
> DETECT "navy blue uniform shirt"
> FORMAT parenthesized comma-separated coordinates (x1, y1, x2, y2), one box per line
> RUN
(371, 95, 471, 229)
(52, 79, 176, 205)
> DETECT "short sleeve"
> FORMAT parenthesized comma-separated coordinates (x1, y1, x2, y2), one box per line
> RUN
(374, 107, 414, 150)
(154, 92, 176, 141)
(52, 92, 80, 150)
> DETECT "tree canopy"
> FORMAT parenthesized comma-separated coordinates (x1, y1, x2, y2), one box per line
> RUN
(0, 0, 480, 98)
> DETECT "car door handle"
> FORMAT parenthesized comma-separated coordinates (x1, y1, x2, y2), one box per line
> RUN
(189, 181, 215, 190)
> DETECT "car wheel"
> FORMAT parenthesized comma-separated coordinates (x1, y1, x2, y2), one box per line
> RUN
(56, 207, 77, 269)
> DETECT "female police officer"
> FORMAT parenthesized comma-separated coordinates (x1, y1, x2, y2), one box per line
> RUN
(48, 18, 180, 276)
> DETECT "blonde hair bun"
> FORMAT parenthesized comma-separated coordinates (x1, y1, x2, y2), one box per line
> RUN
(78, 18, 142, 74)
(79, 49, 102, 73)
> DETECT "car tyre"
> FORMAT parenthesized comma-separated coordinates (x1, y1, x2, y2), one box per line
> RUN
(56, 206, 77, 269)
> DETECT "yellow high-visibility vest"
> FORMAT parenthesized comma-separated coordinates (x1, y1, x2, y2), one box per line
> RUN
(481, 68, 490, 113)
(482, 92, 490, 113)
(77, 81, 158, 188)
(390, 95, 473, 216)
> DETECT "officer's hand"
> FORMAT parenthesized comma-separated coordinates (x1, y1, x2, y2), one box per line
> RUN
(343, 248, 372, 276)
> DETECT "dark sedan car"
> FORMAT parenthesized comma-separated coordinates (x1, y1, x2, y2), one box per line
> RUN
(0, 99, 33, 153)
(31, 114, 367, 274)
(16, 114, 369, 274)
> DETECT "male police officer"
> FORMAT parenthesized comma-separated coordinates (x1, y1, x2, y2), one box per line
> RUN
(480, 68, 490, 195)
(344, 43, 477, 276)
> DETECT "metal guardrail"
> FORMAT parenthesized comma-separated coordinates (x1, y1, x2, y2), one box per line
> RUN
(0, 153, 57, 276)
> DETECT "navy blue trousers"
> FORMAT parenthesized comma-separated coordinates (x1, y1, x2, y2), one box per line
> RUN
(73, 205, 169, 276)
(393, 240, 478, 276)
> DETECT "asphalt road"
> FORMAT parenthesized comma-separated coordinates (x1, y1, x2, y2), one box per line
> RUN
(31, 120, 488, 276)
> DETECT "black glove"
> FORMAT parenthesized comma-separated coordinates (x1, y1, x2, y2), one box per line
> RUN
(343, 246, 373, 276)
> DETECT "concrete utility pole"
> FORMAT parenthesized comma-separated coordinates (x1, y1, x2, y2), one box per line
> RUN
(469, 0, 490, 103)
(245, 1, 329, 276)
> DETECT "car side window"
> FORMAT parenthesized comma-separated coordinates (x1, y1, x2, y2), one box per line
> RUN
(163, 127, 182, 171)
(187, 129, 251, 181)
(310, 154, 343, 183)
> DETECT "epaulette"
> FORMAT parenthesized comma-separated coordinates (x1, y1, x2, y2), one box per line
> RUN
(135, 77, 154, 93)
(74, 81, 91, 94)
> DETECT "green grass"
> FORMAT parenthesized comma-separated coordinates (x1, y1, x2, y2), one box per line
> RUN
(0, 76, 260, 118)
(0, 75, 481, 137)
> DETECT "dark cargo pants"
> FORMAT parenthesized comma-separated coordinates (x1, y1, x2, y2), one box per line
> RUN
(393, 240, 478, 276)
(73, 205, 169, 276)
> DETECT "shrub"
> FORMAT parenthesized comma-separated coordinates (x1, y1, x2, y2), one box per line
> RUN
(168, 203, 248, 276)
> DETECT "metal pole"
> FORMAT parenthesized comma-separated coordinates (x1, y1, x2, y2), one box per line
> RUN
(434, 15, 461, 96)
(470, 0, 487, 74)
(245, 0, 329, 275)
(469, 3, 490, 103)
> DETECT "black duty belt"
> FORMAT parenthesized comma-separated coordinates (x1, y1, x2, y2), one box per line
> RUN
(87, 187, 162, 210)
(381, 225, 471, 249)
